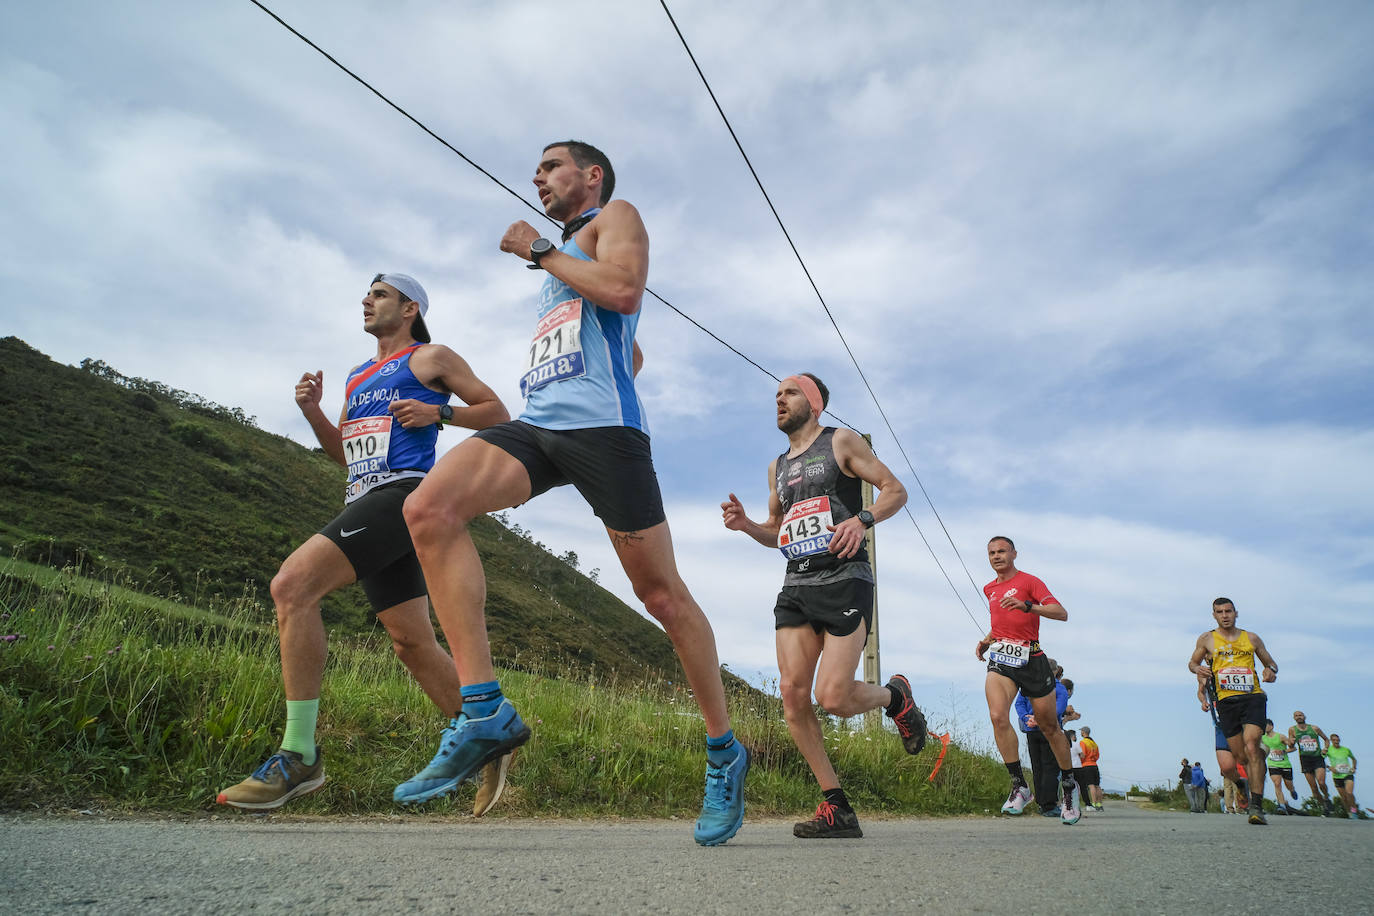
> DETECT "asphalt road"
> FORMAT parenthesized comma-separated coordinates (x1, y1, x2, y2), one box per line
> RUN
(2, 803, 1371, 914)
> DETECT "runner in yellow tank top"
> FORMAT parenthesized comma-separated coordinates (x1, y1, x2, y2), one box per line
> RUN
(1188, 597, 1280, 825)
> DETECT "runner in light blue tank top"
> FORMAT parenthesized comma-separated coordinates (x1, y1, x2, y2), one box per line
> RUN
(518, 223, 647, 433)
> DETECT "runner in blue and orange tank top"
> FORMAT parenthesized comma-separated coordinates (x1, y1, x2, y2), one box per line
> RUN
(720, 372, 922, 839)
(1188, 597, 1281, 824)
(219, 273, 511, 814)
(976, 536, 1083, 824)
(403, 140, 748, 846)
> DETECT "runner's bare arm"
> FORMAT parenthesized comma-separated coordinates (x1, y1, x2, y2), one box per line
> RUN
(499, 201, 649, 314)
(1251, 632, 1279, 683)
(825, 429, 907, 558)
(976, 632, 994, 660)
(720, 460, 783, 548)
(633, 341, 643, 377)
(294, 370, 346, 466)
(390, 345, 510, 431)
(1188, 637, 1213, 687)
(832, 428, 908, 520)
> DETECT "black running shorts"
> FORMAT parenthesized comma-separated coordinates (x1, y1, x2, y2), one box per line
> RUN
(474, 421, 666, 533)
(773, 578, 874, 638)
(319, 478, 426, 615)
(1079, 764, 1101, 787)
(1214, 693, 1267, 739)
(1333, 776, 1351, 787)
(1299, 755, 1325, 775)
(1268, 766, 1293, 778)
(987, 646, 1056, 699)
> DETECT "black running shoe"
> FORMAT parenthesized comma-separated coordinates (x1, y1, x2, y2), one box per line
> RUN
(1249, 809, 1268, 825)
(884, 674, 928, 755)
(793, 801, 863, 839)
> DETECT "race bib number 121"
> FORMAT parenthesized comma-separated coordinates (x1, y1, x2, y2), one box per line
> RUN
(521, 298, 585, 397)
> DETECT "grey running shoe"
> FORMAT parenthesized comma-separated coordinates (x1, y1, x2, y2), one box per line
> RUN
(793, 801, 863, 838)
(217, 747, 325, 811)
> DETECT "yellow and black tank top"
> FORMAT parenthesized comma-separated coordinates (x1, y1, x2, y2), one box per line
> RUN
(1211, 630, 1263, 700)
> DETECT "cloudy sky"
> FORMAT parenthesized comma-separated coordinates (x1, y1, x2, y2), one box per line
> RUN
(5, 1, 1372, 795)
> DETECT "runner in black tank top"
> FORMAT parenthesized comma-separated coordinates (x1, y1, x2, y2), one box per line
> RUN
(722, 373, 927, 839)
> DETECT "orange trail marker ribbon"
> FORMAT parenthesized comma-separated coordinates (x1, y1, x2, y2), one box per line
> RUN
(927, 732, 952, 782)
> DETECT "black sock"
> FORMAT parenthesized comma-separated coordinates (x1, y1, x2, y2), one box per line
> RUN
(1006, 762, 1026, 785)
(823, 787, 852, 812)
(884, 685, 903, 715)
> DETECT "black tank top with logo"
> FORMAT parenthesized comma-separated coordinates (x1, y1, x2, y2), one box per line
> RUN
(775, 427, 873, 586)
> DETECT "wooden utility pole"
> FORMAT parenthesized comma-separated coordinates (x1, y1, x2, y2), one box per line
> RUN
(861, 434, 881, 726)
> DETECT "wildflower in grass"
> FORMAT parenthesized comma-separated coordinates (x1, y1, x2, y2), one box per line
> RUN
(2, 634, 21, 643)
(48, 645, 55, 650)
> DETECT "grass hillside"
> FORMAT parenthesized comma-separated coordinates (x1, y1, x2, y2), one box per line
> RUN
(0, 336, 687, 683)
(0, 561, 1009, 816)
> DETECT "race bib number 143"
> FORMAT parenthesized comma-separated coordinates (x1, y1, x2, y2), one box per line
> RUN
(778, 496, 834, 560)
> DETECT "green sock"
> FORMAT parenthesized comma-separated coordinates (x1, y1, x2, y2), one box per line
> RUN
(282, 699, 319, 765)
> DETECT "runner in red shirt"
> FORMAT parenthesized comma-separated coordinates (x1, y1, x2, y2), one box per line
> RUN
(976, 536, 1081, 824)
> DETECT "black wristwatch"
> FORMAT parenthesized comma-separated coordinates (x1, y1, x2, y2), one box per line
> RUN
(529, 237, 555, 268)
(857, 509, 875, 529)
(438, 404, 454, 426)
(1023, 600, 1034, 613)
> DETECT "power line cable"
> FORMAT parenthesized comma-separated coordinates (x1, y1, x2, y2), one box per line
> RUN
(246, 0, 981, 628)
(658, 0, 989, 621)
(246, 0, 863, 425)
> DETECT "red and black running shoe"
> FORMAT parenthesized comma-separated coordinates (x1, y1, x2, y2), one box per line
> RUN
(793, 801, 863, 839)
(885, 674, 928, 755)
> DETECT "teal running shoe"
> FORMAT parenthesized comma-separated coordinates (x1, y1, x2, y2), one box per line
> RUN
(393, 701, 530, 805)
(694, 744, 749, 846)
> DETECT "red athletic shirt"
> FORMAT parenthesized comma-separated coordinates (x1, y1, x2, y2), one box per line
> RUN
(984, 570, 1058, 644)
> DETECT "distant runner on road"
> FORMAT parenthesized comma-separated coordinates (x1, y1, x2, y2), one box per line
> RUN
(1188, 597, 1279, 825)
(976, 537, 1081, 825)
(721, 373, 924, 839)
(1014, 667, 1069, 817)
(1289, 711, 1334, 815)
(1199, 677, 1248, 813)
(217, 273, 510, 813)
(1326, 734, 1362, 818)
(1260, 719, 1300, 814)
(1079, 726, 1104, 812)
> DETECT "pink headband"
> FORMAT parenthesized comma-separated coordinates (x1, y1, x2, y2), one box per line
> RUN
(784, 374, 824, 421)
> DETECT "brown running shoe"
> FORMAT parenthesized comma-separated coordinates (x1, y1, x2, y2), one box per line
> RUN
(472, 751, 516, 817)
(217, 747, 325, 811)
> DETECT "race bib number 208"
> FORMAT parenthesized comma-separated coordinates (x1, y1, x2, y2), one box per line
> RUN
(989, 639, 1031, 668)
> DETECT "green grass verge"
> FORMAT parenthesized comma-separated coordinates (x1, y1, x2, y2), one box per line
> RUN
(1, 560, 1008, 818)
